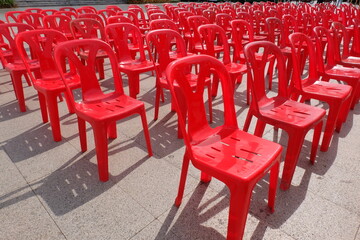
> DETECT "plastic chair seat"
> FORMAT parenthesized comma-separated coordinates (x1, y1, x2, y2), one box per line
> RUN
(259, 98, 325, 128)
(79, 49, 108, 59)
(119, 60, 154, 73)
(33, 73, 79, 92)
(191, 126, 282, 180)
(75, 94, 145, 122)
(324, 65, 360, 80)
(225, 62, 247, 75)
(302, 81, 352, 100)
(341, 56, 360, 67)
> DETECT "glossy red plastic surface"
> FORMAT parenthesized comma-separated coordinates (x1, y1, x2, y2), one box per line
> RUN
(0, 23, 39, 112)
(314, 26, 360, 110)
(76, 6, 97, 14)
(146, 29, 212, 128)
(17, 12, 44, 29)
(243, 41, 325, 190)
(5, 11, 24, 23)
(106, 23, 155, 99)
(54, 39, 152, 182)
(16, 29, 80, 141)
(198, 24, 247, 95)
(43, 15, 73, 39)
(166, 54, 282, 240)
(289, 32, 352, 152)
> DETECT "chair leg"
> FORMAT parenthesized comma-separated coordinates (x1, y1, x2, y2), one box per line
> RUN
(154, 85, 161, 121)
(93, 123, 109, 182)
(207, 83, 213, 123)
(38, 92, 48, 123)
(268, 160, 280, 212)
(254, 119, 266, 137)
(243, 111, 253, 132)
(139, 108, 153, 156)
(46, 93, 62, 142)
(321, 103, 340, 152)
(11, 72, 26, 112)
(107, 122, 117, 139)
(226, 184, 253, 240)
(96, 59, 105, 80)
(128, 73, 140, 99)
(310, 120, 323, 164)
(78, 117, 87, 152)
(175, 152, 191, 207)
(63, 91, 75, 114)
(211, 73, 220, 97)
(336, 95, 352, 132)
(280, 132, 306, 190)
(267, 58, 275, 90)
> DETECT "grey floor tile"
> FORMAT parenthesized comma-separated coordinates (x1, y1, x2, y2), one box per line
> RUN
(0, 186, 65, 240)
(129, 220, 180, 240)
(0, 148, 28, 196)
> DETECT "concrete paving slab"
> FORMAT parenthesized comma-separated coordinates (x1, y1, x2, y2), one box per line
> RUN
(129, 219, 180, 240)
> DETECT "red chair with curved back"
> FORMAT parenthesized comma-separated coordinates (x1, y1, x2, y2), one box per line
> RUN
(78, 13, 105, 26)
(149, 19, 178, 31)
(288, 32, 352, 152)
(5, 11, 24, 23)
(107, 15, 133, 25)
(55, 11, 78, 20)
(105, 23, 155, 99)
(16, 29, 80, 141)
(313, 26, 360, 110)
(40, 9, 58, 16)
(25, 8, 42, 13)
(43, 15, 73, 40)
(202, 9, 216, 23)
(215, 13, 233, 36)
(166, 54, 282, 240)
(128, 7, 150, 33)
(106, 5, 123, 13)
(149, 13, 171, 21)
(0, 23, 38, 112)
(17, 12, 45, 29)
(198, 24, 247, 96)
(59, 7, 77, 13)
(76, 6, 97, 14)
(146, 29, 212, 126)
(187, 15, 209, 53)
(98, 9, 116, 25)
(54, 39, 152, 182)
(243, 41, 326, 190)
(70, 18, 108, 80)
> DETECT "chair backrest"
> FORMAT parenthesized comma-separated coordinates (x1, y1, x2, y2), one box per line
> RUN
(59, 7, 77, 13)
(165, 54, 237, 148)
(266, 17, 285, 47)
(244, 41, 288, 114)
(331, 21, 351, 62)
(15, 29, 68, 81)
(0, 23, 34, 63)
(70, 18, 107, 41)
(215, 13, 232, 32)
(231, 19, 254, 61)
(288, 32, 319, 92)
(282, 15, 298, 46)
(237, 11, 254, 25)
(78, 13, 104, 26)
(43, 15, 72, 37)
(198, 24, 231, 65)
(55, 11, 78, 20)
(105, 23, 147, 63)
(187, 15, 209, 45)
(128, 8, 148, 25)
(203, 10, 216, 24)
(351, 19, 360, 56)
(106, 5, 123, 13)
(54, 39, 124, 102)
(150, 19, 178, 31)
(25, 8, 42, 13)
(17, 12, 44, 29)
(179, 11, 194, 34)
(116, 11, 140, 27)
(149, 13, 171, 21)
(107, 16, 132, 25)
(5, 11, 24, 23)
(313, 26, 336, 72)
(146, 29, 187, 77)
(98, 9, 117, 25)
(40, 9, 58, 16)
(76, 6, 97, 14)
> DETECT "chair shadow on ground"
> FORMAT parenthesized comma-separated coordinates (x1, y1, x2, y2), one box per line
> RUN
(0, 135, 150, 216)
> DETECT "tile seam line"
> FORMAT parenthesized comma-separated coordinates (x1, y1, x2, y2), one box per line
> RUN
(2, 146, 68, 239)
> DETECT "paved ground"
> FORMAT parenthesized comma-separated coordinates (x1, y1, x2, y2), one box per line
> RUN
(0, 3, 360, 240)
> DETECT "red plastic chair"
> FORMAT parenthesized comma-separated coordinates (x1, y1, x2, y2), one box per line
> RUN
(105, 23, 155, 99)
(43, 15, 73, 40)
(59, 7, 77, 13)
(25, 8, 42, 13)
(289, 32, 352, 152)
(107, 15, 133, 25)
(40, 9, 58, 16)
(198, 24, 247, 95)
(98, 9, 116, 25)
(78, 13, 105, 26)
(128, 7, 150, 33)
(202, 9, 216, 24)
(166, 54, 282, 240)
(70, 18, 108, 80)
(17, 12, 45, 29)
(243, 41, 326, 190)
(215, 13, 233, 36)
(76, 6, 97, 14)
(313, 26, 360, 110)
(55, 11, 78, 20)
(54, 39, 152, 182)
(116, 11, 140, 28)
(5, 11, 24, 23)
(187, 15, 209, 53)
(149, 13, 171, 21)
(0, 23, 38, 112)
(16, 29, 80, 141)
(149, 19, 178, 31)
(106, 5, 123, 13)
(146, 29, 212, 126)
